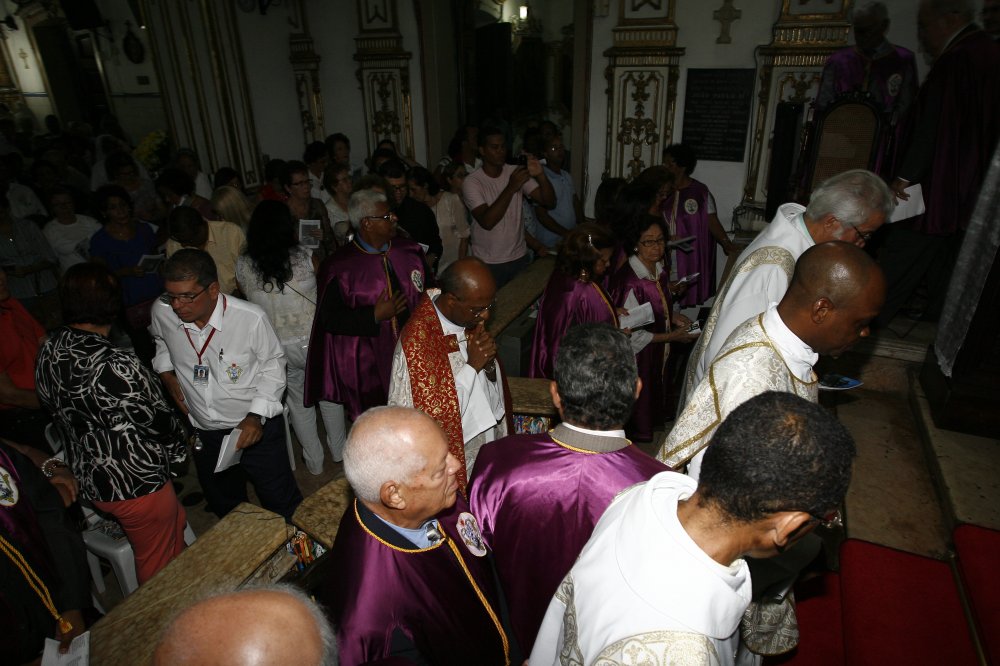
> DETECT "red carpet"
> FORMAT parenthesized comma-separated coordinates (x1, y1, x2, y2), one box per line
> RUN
(953, 524, 1000, 665)
(766, 573, 844, 666)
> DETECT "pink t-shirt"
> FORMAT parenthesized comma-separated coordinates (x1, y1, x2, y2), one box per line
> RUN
(461, 164, 538, 264)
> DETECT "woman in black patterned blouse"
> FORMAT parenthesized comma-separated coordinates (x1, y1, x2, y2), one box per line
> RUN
(35, 263, 188, 585)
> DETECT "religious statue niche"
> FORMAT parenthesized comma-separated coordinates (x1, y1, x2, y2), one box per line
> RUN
(740, 0, 851, 215)
(603, 0, 683, 180)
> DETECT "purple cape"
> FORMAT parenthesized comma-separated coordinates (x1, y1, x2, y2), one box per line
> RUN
(467, 430, 667, 653)
(304, 239, 426, 419)
(323, 495, 509, 665)
(609, 261, 671, 441)
(663, 179, 715, 306)
(529, 271, 617, 379)
(900, 30, 1000, 235)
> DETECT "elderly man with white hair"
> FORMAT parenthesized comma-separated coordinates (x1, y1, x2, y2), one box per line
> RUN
(680, 169, 894, 409)
(321, 406, 517, 666)
(304, 189, 429, 422)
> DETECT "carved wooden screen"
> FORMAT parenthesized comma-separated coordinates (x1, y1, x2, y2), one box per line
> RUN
(807, 98, 881, 192)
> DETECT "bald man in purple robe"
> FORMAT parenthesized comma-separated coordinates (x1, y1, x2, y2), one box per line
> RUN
(469, 323, 667, 654)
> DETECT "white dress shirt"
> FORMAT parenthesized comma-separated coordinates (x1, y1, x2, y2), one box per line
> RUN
(150, 294, 286, 430)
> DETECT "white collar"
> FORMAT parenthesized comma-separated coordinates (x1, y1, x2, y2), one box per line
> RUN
(562, 421, 627, 439)
(180, 295, 226, 333)
(430, 289, 466, 336)
(762, 303, 817, 380)
(628, 253, 663, 281)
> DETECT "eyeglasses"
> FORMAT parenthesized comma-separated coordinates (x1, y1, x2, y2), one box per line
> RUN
(458, 299, 495, 319)
(850, 225, 873, 244)
(365, 213, 395, 223)
(639, 237, 666, 247)
(389, 183, 409, 192)
(808, 509, 843, 530)
(159, 285, 209, 305)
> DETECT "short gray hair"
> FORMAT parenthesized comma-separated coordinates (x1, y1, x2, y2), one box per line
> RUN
(347, 189, 387, 231)
(923, 0, 974, 20)
(806, 169, 895, 228)
(851, 1, 888, 22)
(343, 406, 430, 503)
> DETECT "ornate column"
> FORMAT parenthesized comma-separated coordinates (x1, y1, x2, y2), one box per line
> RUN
(603, 0, 684, 180)
(354, 0, 414, 160)
(741, 0, 851, 208)
(141, 0, 263, 186)
(289, 0, 324, 145)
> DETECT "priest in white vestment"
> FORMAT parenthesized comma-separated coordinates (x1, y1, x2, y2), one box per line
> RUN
(660, 241, 886, 479)
(531, 392, 857, 666)
(388, 258, 506, 483)
(681, 170, 894, 409)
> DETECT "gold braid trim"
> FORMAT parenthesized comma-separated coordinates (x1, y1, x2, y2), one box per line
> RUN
(0, 532, 72, 634)
(445, 538, 510, 665)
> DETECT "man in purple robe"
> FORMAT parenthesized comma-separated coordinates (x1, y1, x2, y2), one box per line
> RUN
(304, 189, 428, 420)
(322, 406, 517, 665)
(469, 323, 667, 654)
(877, 0, 1000, 326)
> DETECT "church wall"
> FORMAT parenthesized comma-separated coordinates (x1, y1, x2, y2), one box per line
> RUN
(1, 13, 53, 127)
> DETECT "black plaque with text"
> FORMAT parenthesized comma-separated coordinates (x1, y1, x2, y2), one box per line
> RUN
(681, 68, 755, 162)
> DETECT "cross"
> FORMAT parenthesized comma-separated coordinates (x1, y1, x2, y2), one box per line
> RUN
(713, 0, 742, 44)
(17, 48, 29, 70)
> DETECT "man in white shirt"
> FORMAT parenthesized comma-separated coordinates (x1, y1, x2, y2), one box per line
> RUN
(42, 189, 100, 271)
(388, 257, 505, 488)
(660, 241, 884, 478)
(681, 169, 894, 409)
(532, 391, 856, 666)
(151, 249, 302, 520)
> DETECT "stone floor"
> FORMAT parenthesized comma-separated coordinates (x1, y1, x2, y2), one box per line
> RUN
(93, 314, 1000, 611)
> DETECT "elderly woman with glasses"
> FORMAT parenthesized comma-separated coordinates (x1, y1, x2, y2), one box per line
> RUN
(35, 263, 188, 585)
(281, 160, 334, 260)
(609, 215, 698, 442)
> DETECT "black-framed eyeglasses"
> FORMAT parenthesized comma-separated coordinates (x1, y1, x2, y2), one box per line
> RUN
(808, 508, 843, 529)
(850, 225, 872, 243)
(639, 237, 666, 247)
(159, 285, 209, 305)
(365, 213, 395, 223)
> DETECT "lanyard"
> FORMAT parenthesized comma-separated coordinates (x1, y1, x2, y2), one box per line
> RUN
(183, 296, 225, 364)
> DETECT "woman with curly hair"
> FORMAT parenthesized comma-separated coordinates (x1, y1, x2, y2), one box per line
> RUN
(234, 201, 346, 474)
(529, 223, 621, 379)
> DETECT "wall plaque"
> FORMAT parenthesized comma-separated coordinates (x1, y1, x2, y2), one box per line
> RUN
(680, 68, 754, 162)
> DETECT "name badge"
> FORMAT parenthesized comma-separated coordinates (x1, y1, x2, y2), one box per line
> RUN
(193, 364, 210, 387)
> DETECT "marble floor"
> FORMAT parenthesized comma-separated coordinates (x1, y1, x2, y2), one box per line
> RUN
(92, 316, 1000, 611)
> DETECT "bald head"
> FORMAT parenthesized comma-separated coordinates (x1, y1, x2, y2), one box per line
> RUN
(778, 242, 886, 356)
(437, 256, 498, 328)
(153, 586, 333, 666)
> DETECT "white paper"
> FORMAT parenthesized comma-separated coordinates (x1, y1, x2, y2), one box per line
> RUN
(137, 254, 164, 274)
(418, 242, 430, 254)
(668, 235, 696, 248)
(619, 301, 654, 330)
(42, 632, 89, 666)
(889, 184, 925, 223)
(298, 219, 322, 248)
(215, 429, 244, 473)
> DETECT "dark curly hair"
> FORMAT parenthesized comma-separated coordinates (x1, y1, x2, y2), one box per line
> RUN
(554, 323, 638, 429)
(408, 165, 440, 197)
(245, 200, 298, 292)
(556, 223, 615, 281)
(663, 143, 697, 176)
(60, 262, 122, 326)
(624, 215, 668, 257)
(698, 392, 856, 522)
(94, 184, 133, 219)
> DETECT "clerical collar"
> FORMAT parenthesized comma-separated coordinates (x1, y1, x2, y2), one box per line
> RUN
(762, 303, 818, 382)
(562, 422, 627, 439)
(431, 290, 465, 335)
(356, 234, 389, 253)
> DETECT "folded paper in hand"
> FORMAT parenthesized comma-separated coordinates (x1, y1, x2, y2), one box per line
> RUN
(215, 429, 243, 473)
(889, 184, 925, 223)
(620, 290, 655, 330)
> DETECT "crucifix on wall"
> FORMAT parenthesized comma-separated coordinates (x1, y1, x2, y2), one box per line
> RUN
(713, 0, 742, 44)
(17, 48, 29, 69)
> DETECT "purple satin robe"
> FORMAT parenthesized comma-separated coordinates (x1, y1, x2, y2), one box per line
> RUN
(663, 178, 715, 306)
(323, 495, 509, 666)
(609, 261, 671, 441)
(304, 239, 425, 419)
(468, 431, 667, 654)
(529, 271, 617, 379)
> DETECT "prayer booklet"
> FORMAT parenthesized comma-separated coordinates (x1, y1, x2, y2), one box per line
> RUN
(215, 429, 244, 473)
(42, 632, 89, 665)
(137, 254, 164, 274)
(620, 290, 655, 330)
(298, 219, 322, 248)
(889, 184, 925, 223)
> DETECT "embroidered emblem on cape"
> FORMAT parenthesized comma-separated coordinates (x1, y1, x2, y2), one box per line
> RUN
(684, 198, 699, 215)
(225, 362, 243, 383)
(0, 466, 19, 507)
(410, 269, 424, 292)
(456, 512, 487, 557)
(887, 73, 902, 97)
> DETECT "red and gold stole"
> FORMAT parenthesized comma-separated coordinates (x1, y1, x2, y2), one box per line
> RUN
(401, 294, 470, 490)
